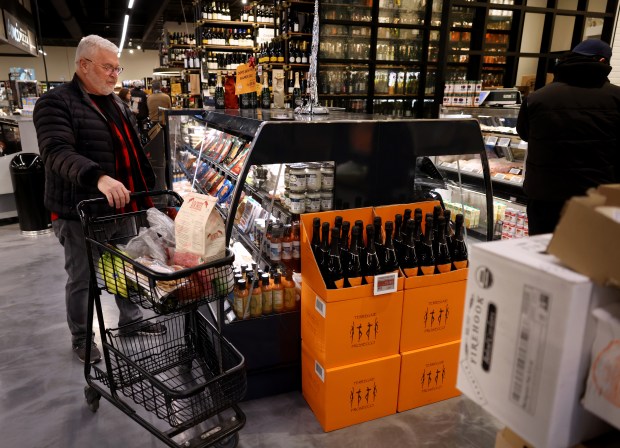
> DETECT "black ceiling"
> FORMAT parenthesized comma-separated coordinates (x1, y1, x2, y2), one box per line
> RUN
(34, 0, 195, 50)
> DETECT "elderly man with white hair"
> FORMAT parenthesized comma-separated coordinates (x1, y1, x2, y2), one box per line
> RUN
(33, 35, 166, 364)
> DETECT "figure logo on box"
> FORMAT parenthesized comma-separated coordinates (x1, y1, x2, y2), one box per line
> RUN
(424, 305, 450, 331)
(349, 317, 379, 347)
(421, 364, 447, 392)
(350, 380, 378, 411)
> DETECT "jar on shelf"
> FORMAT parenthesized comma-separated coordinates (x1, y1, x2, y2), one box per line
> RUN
(288, 163, 308, 192)
(306, 191, 322, 213)
(289, 192, 306, 214)
(306, 162, 322, 192)
(320, 191, 333, 211)
(284, 164, 292, 189)
(321, 162, 335, 191)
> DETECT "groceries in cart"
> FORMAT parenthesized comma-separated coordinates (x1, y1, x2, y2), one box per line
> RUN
(94, 192, 234, 313)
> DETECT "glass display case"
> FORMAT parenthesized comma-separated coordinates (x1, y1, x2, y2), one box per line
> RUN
(438, 105, 528, 239)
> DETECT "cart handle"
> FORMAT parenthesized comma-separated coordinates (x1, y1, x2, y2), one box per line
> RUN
(77, 190, 183, 222)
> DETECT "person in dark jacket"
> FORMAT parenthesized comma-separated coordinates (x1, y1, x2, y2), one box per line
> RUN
(517, 38, 620, 235)
(33, 35, 166, 364)
(130, 79, 149, 125)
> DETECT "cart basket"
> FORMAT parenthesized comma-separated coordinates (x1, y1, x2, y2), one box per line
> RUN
(92, 310, 246, 429)
(77, 191, 235, 314)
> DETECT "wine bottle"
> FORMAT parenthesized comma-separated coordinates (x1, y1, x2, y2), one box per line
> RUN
(215, 72, 225, 109)
(401, 208, 412, 239)
(373, 216, 384, 262)
(452, 214, 468, 270)
(435, 216, 452, 274)
(364, 225, 381, 282)
(432, 205, 443, 255)
(292, 71, 302, 108)
(354, 219, 366, 263)
(344, 226, 364, 287)
(334, 215, 343, 233)
(339, 220, 351, 265)
(443, 209, 454, 255)
(401, 219, 419, 277)
(394, 213, 403, 249)
(382, 221, 399, 273)
(319, 221, 330, 276)
(413, 210, 424, 256)
(261, 72, 270, 109)
(326, 227, 344, 289)
(311, 217, 321, 262)
(418, 216, 435, 276)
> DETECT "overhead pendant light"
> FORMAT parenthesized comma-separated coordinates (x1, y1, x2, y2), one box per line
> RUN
(128, 0, 135, 8)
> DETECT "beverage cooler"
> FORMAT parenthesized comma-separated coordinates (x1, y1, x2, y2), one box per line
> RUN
(162, 108, 494, 399)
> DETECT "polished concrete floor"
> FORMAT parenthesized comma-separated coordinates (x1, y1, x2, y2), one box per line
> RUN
(0, 222, 502, 448)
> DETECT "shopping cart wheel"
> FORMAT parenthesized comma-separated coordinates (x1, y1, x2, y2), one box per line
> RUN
(84, 385, 101, 412)
(214, 432, 239, 448)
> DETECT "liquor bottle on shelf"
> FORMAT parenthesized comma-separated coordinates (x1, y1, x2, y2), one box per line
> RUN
(292, 72, 302, 108)
(250, 278, 262, 318)
(382, 221, 399, 274)
(281, 225, 293, 273)
(364, 225, 382, 282)
(418, 215, 435, 276)
(292, 222, 301, 273)
(261, 72, 271, 109)
(276, 41, 285, 63)
(325, 227, 344, 289)
(452, 214, 468, 270)
(288, 71, 295, 96)
(295, 42, 302, 64)
(283, 269, 297, 310)
(301, 42, 308, 64)
(272, 273, 284, 313)
(435, 216, 452, 274)
(261, 273, 273, 314)
(400, 219, 418, 277)
(344, 225, 364, 287)
(215, 72, 225, 109)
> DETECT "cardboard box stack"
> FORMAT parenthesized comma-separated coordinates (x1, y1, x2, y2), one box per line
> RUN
(457, 234, 618, 448)
(300, 202, 468, 431)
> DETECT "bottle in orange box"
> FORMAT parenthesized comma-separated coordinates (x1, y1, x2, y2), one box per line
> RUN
(400, 219, 418, 277)
(364, 225, 381, 284)
(283, 269, 297, 310)
(233, 279, 248, 319)
(452, 214, 468, 270)
(418, 215, 435, 276)
(435, 216, 452, 274)
(311, 217, 321, 262)
(272, 273, 284, 313)
(325, 227, 344, 289)
(344, 225, 364, 287)
(381, 221, 399, 274)
(318, 222, 331, 275)
(261, 274, 273, 314)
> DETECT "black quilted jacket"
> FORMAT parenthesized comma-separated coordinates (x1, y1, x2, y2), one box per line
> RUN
(33, 74, 155, 219)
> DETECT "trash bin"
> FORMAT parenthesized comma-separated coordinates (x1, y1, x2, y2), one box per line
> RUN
(10, 153, 51, 236)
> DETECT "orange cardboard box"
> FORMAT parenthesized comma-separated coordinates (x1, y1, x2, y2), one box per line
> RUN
(400, 269, 468, 352)
(302, 342, 401, 432)
(301, 281, 403, 368)
(397, 340, 461, 412)
(300, 209, 404, 303)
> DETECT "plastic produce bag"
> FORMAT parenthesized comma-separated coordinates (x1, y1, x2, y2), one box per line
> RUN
(123, 208, 176, 264)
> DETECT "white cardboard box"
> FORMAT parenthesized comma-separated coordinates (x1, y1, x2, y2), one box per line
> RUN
(457, 234, 616, 448)
(583, 302, 620, 430)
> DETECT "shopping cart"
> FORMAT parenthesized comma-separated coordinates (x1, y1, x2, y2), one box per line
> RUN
(77, 190, 246, 448)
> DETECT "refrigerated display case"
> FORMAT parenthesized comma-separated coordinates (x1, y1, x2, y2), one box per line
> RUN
(439, 104, 527, 239)
(163, 108, 494, 397)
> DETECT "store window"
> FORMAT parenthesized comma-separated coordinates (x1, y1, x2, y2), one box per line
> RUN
(550, 15, 576, 53)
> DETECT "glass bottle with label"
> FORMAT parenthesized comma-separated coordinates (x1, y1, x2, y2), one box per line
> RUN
(364, 225, 381, 283)
(233, 278, 248, 319)
(339, 220, 351, 266)
(311, 217, 321, 262)
(344, 225, 364, 287)
(432, 205, 443, 255)
(401, 219, 419, 277)
(394, 213, 403, 251)
(435, 216, 452, 274)
(270, 225, 282, 264)
(281, 224, 293, 273)
(261, 72, 271, 109)
(325, 227, 343, 289)
(272, 273, 284, 313)
(261, 273, 273, 314)
(292, 222, 301, 273)
(401, 208, 412, 239)
(215, 73, 225, 109)
(292, 71, 302, 108)
(283, 269, 297, 310)
(250, 278, 262, 318)
(418, 215, 435, 276)
(382, 221, 399, 274)
(319, 222, 331, 275)
(452, 214, 468, 270)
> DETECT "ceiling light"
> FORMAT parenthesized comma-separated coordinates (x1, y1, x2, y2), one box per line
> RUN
(128, 0, 135, 8)
(118, 14, 130, 55)
(129, 49, 134, 54)
(137, 45, 141, 50)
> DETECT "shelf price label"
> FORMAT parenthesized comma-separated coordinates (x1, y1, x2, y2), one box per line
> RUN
(373, 272, 398, 296)
(235, 63, 257, 95)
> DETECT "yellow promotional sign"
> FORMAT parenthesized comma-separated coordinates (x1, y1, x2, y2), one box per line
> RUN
(235, 63, 257, 95)
(171, 83, 182, 95)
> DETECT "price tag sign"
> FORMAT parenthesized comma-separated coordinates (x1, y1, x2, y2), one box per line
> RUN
(373, 272, 398, 296)
(171, 83, 182, 95)
(235, 63, 257, 95)
(494, 173, 506, 180)
(509, 168, 522, 175)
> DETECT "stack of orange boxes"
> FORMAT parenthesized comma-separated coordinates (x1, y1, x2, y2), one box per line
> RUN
(300, 203, 468, 431)
(374, 204, 466, 413)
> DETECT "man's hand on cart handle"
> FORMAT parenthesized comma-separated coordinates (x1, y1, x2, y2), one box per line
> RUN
(97, 175, 131, 209)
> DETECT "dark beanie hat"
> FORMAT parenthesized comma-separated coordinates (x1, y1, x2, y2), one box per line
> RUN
(572, 38, 612, 60)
